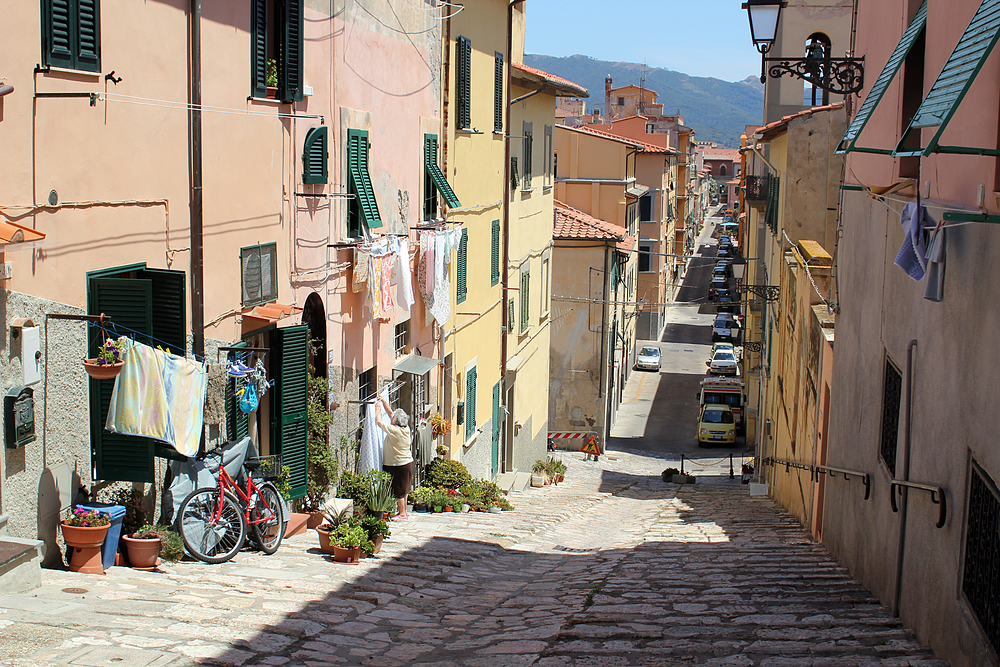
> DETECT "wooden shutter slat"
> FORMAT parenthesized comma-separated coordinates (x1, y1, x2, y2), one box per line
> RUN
(303, 126, 328, 184)
(251, 0, 268, 98)
(274, 325, 309, 500)
(494, 51, 504, 133)
(457, 228, 468, 303)
(491, 219, 500, 286)
(280, 0, 304, 102)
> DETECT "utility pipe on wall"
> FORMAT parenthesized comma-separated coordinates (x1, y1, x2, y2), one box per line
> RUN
(893, 339, 918, 616)
(189, 0, 205, 357)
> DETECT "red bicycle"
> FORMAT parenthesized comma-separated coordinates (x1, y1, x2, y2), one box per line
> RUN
(177, 448, 287, 563)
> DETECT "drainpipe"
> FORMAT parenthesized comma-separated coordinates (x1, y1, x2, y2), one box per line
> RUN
(189, 0, 205, 357)
(893, 339, 918, 615)
(441, 6, 451, 183)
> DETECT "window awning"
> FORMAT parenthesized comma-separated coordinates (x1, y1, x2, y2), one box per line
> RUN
(837, 1, 927, 155)
(895, 0, 1000, 157)
(425, 135, 461, 208)
(393, 354, 440, 376)
(0, 221, 45, 245)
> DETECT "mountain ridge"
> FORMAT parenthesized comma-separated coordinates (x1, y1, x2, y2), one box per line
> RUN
(524, 54, 763, 148)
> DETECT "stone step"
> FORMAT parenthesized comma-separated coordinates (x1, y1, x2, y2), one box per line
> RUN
(0, 536, 43, 595)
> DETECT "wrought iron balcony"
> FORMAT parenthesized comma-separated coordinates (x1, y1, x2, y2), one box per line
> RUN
(745, 174, 769, 204)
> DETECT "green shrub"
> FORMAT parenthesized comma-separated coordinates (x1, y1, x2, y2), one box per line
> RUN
(303, 375, 338, 512)
(331, 524, 366, 549)
(359, 514, 390, 539)
(134, 524, 185, 563)
(427, 459, 472, 489)
(339, 469, 369, 508)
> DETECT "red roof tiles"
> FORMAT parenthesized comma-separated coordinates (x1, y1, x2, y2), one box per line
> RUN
(554, 201, 627, 241)
(565, 124, 676, 154)
(756, 102, 846, 141)
(511, 62, 589, 98)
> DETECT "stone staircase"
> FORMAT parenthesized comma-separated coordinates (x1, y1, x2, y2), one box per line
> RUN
(0, 515, 44, 595)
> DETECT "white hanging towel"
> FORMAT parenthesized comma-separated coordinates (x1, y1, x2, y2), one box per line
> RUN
(358, 387, 391, 475)
(394, 238, 415, 311)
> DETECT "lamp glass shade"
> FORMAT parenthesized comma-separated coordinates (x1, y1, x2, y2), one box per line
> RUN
(745, 1, 782, 47)
(731, 257, 747, 281)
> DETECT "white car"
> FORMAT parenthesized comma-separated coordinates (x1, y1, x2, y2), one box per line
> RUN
(709, 348, 738, 376)
(712, 314, 740, 342)
(635, 346, 662, 371)
(711, 342, 736, 358)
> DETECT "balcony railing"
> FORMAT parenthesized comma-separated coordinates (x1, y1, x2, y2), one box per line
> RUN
(746, 174, 769, 203)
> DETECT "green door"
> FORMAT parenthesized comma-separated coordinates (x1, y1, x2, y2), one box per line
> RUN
(491, 381, 501, 478)
(272, 325, 309, 500)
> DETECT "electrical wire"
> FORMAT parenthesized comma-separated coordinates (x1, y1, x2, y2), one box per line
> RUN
(99, 92, 324, 122)
(781, 229, 835, 310)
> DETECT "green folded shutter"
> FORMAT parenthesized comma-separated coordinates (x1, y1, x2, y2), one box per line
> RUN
(272, 325, 309, 500)
(522, 123, 533, 187)
(520, 268, 529, 332)
(838, 1, 926, 154)
(510, 157, 519, 191)
(143, 268, 187, 356)
(424, 134, 461, 208)
(457, 37, 472, 129)
(456, 227, 468, 304)
(42, 0, 100, 73)
(250, 0, 268, 98)
(491, 219, 500, 286)
(348, 129, 383, 229)
(303, 126, 328, 184)
(88, 278, 155, 483)
(895, 0, 1000, 157)
(226, 344, 250, 442)
(491, 381, 500, 477)
(280, 0, 304, 103)
(76, 0, 100, 71)
(465, 365, 477, 441)
(494, 51, 504, 133)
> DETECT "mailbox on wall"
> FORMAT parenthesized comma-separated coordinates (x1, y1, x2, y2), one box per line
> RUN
(5, 386, 36, 449)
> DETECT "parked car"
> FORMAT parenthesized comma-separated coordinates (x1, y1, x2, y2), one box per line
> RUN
(709, 277, 729, 300)
(717, 245, 733, 259)
(713, 261, 731, 279)
(717, 294, 739, 314)
(709, 348, 739, 375)
(634, 346, 662, 372)
(712, 314, 740, 342)
(697, 404, 736, 445)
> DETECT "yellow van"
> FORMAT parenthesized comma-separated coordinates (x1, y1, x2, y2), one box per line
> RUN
(697, 404, 736, 445)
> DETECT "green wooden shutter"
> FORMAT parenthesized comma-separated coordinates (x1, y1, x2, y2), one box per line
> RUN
(76, 0, 100, 72)
(273, 325, 309, 500)
(456, 228, 468, 304)
(523, 123, 533, 187)
(143, 268, 187, 356)
(457, 37, 472, 129)
(280, 0, 304, 103)
(303, 126, 328, 184)
(424, 134, 461, 208)
(465, 365, 477, 441)
(519, 268, 529, 333)
(491, 219, 500, 286)
(510, 157, 518, 191)
(88, 278, 155, 483)
(895, 0, 1000, 157)
(508, 298, 515, 332)
(43, 0, 75, 69)
(250, 0, 268, 98)
(225, 342, 249, 442)
(491, 381, 500, 477)
(348, 129, 383, 229)
(494, 51, 504, 133)
(838, 1, 926, 154)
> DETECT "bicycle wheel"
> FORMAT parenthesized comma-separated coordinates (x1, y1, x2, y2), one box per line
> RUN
(177, 488, 247, 563)
(249, 482, 286, 554)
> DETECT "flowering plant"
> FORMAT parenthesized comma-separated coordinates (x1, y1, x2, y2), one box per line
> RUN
(63, 508, 111, 527)
(94, 336, 128, 366)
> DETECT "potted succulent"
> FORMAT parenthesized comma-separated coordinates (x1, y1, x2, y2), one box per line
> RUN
(83, 335, 128, 379)
(367, 473, 395, 520)
(61, 508, 111, 574)
(554, 460, 567, 483)
(121, 524, 184, 570)
(430, 412, 451, 438)
(316, 505, 353, 554)
(330, 523, 366, 563)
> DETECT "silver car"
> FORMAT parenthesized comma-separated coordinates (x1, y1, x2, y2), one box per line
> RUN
(635, 346, 662, 371)
(709, 349, 738, 375)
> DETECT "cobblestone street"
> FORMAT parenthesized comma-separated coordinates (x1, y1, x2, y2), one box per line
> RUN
(0, 450, 948, 667)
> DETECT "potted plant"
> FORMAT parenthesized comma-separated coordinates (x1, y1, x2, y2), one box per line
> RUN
(359, 514, 390, 556)
(265, 58, 278, 98)
(61, 508, 111, 574)
(121, 523, 184, 570)
(430, 490, 448, 513)
(435, 443, 449, 459)
(367, 472, 395, 520)
(429, 412, 451, 438)
(287, 374, 339, 536)
(554, 460, 567, 483)
(531, 460, 548, 487)
(316, 505, 353, 555)
(330, 523, 366, 563)
(427, 458, 472, 489)
(83, 335, 128, 379)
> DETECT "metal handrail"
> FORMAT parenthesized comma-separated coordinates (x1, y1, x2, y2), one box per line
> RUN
(890, 480, 947, 528)
(763, 456, 871, 500)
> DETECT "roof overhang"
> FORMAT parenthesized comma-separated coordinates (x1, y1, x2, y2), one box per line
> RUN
(626, 184, 650, 198)
(393, 354, 441, 376)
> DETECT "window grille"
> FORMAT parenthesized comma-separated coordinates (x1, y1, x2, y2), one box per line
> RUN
(394, 321, 410, 358)
(880, 357, 903, 475)
(962, 463, 1000, 655)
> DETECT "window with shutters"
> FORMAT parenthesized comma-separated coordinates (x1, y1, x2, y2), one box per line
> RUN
(639, 193, 653, 222)
(465, 364, 477, 441)
(302, 126, 328, 185)
(272, 325, 309, 500)
(424, 134, 461, 220)
(347, 129, 382, 237)
(491, 220, 500, 286)
(456, 228, 468, 304)
(41, 0, 101, 73)
(510, 157, 519, 192)
(250, 0, 303, 102)
(456, 36, 472, 130)
(522, 122, 533, 190)
(494, 51, 504, 133)
(241, 243, 278, 307)
(544, 126, 553, 187)
(519, 265, 530, 333)
(879, 356, 903, 476)
(540, 254, 550, 319)
(638, 243, 653, 273)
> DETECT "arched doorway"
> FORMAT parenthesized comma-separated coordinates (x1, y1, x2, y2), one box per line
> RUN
(301, 292, 327, 380)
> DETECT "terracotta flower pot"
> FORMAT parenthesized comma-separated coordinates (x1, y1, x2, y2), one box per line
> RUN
(316, 526, 337, 554)
(82, 360, 124, 380)
(370, 534, 383, 555)
(122, 534, 161, 570)
(333, 545, 361, 563)
(306, 512, 325, 529)
(443, 506, 453, 512)
(61, 523, 110, 574)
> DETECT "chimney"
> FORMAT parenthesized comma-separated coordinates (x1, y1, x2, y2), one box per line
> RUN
(605, 75, 612, 123)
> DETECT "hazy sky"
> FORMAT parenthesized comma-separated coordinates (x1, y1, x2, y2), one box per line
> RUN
(523, 0, 762, 83)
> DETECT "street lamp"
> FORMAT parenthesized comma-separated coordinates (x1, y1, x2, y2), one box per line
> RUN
(731, 256, 748, 282)
(742, 0, 864, 95)
(729, 255, 780, 301)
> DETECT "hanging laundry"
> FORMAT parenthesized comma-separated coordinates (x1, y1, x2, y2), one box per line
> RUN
(353, 245, 370, 293)
(106, 341, 207, 458)
(393, 238, 415, 311)
(924, 222, 946, 302)
(358, 387, 390, 476)
(430, 231, 452, 324)
(368, 243, 385, 319)
(202, 363, 229, 426)
(895, 202, 931, 281)
(418, 232, 435, 321)
(377, 253, 396, 315)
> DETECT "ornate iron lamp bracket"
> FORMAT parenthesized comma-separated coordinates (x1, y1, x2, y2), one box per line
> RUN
(736, 284, 781, 301)
(763, 56, 865, 95)
(743, 341, 764, 353)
